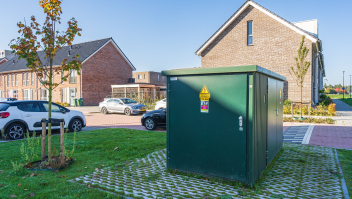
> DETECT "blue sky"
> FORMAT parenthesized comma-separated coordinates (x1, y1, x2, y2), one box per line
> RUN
(1, 0, 351, 86)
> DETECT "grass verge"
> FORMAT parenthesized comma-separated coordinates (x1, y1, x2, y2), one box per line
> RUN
(339, 98, 352, 108)
(0, 128, 166, 198)
(327, 94, 348, 99)
(337, 149, 352, 197)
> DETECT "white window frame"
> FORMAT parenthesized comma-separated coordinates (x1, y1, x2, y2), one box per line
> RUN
(247, 21, 253, 46)
(23, 89, 33, 100)
(158, 75, 160, 81)
(138, 75, 142, 79)
(22, 73, 25, 86)
(144, 74, 146, 79)
(26, 72, 29, 86)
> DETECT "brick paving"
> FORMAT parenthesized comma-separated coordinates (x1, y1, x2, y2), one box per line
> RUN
(309, 124, 352, 150)
(83, 113, 166, 132)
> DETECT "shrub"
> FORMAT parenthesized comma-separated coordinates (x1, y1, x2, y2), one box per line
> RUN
(319, 95, 333, 107)
(328, 103, 336, 116)
(55, 102, 70, 107)
(284, 99, 292, 107)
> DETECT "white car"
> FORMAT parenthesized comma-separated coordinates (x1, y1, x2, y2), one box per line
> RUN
(0, 100, 86, 140)
(155, 98, 166, 110)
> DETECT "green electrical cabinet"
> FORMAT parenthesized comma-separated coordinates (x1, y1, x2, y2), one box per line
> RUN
(161, 65, 286, 186)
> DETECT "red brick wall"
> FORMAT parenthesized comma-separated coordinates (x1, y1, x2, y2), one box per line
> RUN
(200, 5, 315, 102)
(0, 59, 7, 66)
(133, 71, 166, 85)
(82, 42, 133, 105)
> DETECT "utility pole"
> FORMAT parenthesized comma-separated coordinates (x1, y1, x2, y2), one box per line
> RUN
(343, 71, 345, 99)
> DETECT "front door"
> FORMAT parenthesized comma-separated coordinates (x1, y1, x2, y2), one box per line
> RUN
(168, 74, 248, 181)
(69, 88, 77, 105)
(267, 78, 284, 164)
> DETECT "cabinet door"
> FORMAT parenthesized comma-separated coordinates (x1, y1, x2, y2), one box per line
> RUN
(168, 74, 248, 181)
(267, 78, 284, 164)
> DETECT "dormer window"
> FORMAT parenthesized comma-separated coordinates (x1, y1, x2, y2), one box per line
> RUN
(247, 21, 253, 45)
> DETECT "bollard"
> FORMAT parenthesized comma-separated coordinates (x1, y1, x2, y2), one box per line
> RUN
(41, 119, 46, 162)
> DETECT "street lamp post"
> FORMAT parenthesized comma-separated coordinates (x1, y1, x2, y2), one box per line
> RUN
(350, 75, 351, 99)
(343, 71, 345, 99)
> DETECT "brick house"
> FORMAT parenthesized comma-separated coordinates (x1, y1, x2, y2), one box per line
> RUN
(133, 71, 166, 85)
(0, 38, 135, 105)
(195, 0, 325, 104)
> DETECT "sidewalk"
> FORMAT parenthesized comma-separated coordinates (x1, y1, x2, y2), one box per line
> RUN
(332, 99, 352, 126)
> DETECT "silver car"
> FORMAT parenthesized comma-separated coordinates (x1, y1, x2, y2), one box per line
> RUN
(99, 98, 146, 116)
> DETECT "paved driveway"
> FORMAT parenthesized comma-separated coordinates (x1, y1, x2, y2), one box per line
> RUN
(83, 112, 166, 132)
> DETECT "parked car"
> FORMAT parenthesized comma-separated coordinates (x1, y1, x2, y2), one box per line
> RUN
(0, 98, 17, 102)
(0, 100, 86, 140)
(154, 98, 166, 110)
(141, 108, 166, 130)
(99, 98, 146, 116)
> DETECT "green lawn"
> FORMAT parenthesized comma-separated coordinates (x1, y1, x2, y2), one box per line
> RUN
(337, 149, 352, 197)
(0, 128, 166, 198)
(340, 98, 352, 107)
(327, 94, 352, 99)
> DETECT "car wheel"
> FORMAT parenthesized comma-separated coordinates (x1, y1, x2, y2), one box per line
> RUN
(69, 119, 83, 132)
(102, 107, 109, 114)
(124, 108, 131, 116)
(7, 123, 25, 140)
(144, 118, 157, 130)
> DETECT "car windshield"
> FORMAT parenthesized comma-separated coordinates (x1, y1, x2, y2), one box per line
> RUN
(120, 99, 137, 104)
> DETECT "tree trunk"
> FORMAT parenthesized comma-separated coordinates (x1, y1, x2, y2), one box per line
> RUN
(48, 58, 53, 164)
(41, 119, 46, 162)
(300, 84, 303, 118)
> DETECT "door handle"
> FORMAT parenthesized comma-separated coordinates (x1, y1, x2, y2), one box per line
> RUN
(238, 116, 243, 131)
(276, 109, 280, 116)
(25, 114, 32, 117)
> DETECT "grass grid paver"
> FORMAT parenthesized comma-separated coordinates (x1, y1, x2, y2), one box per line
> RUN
(72, 143, 344, 198)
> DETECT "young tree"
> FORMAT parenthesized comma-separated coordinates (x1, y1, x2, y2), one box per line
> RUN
(10, 0, 82, 162)
(290, 35, 311, 118)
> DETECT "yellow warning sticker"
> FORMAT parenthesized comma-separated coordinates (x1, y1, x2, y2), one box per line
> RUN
(199, 85, 210, 113)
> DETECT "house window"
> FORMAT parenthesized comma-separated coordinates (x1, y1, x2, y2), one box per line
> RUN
(23, 89, 33, 100)
(26, 72, 29, 86)
(7, 74, 9, 87)
(12, 73, 14, 86)
(158, 75, 160, 81)
(23, 73, 25, 86)
(162, 76, 165, 82)
(69, 69, 77, 84)
(40, 89, 48, 101)
(31, 73, 34, 85)
(15, 74, 18, 86)
(247, 21, 253, 45)
(138, 75, 142, 79)
(0, 75, 2, 87)
(144, 74, 146, 79)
